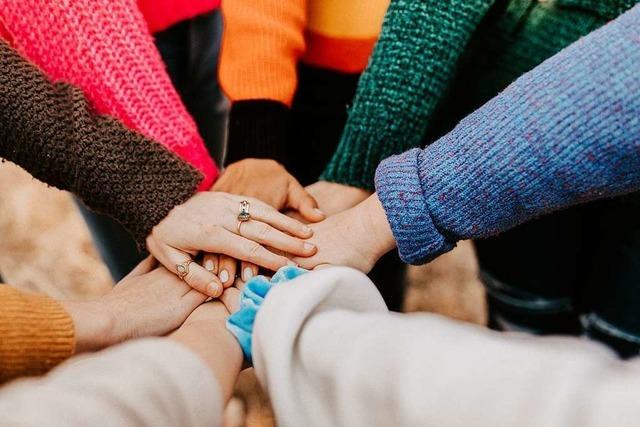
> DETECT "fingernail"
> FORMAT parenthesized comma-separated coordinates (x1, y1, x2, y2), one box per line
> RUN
(287, 260, 298, 267)
(207, 282, 222, 297)
(314, 208, 325, 217)
(219, 270, 229, 283)
(304, 242, 315, 251)
(204, 260, 215, 271)
(243, 267, 254, 281)
(302, 225, 312, 234)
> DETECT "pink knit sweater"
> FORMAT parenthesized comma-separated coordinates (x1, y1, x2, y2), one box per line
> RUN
(0, 0, 218, 189)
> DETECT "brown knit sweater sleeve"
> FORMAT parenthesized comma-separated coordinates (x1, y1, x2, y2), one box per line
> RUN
(0, 40, 202, 246)
(0, 286, 75, 384)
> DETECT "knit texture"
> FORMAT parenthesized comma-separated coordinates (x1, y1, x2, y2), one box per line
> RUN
(323, 0, 637, 190)
(0, 0, 218, 189)
(224, 100, 291, 165)
(375, 5, 640, 264)
(219, 0, 388, 165)
(0, 286, 75, 384)
(0, 40, 202, 247)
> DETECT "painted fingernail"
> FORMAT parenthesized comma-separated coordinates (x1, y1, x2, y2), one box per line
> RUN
(302, 225, 312, 234)
(243, 267, 254, 281)
(314, 208, 325, 217)
(304, 242, 315, 251)
(204, 260, 215, 271)
(219, 269, 229, 283)
(207, 282, 222, 297)
(287, 260, 298, 267)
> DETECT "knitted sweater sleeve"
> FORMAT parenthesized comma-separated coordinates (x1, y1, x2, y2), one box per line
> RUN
(0, 40, 202, 246)
(374, 5, 640, 264)
(219, 0, 306, 164)
(321, 0, 495, 190)
(0, 0, 218, 189)
(0, 286, 75, 384)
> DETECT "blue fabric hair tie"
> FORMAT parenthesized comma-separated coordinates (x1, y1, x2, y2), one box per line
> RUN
(226, 266, 308, 363)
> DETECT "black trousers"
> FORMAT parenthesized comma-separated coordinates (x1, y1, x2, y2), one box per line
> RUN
(78, 11, 227, 281)
(478, 195, 640, 358)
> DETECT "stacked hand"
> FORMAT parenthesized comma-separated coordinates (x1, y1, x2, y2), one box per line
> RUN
(147, 191, 317, 297)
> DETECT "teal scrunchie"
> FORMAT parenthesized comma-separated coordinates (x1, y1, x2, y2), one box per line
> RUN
(226, 266, 308, 363)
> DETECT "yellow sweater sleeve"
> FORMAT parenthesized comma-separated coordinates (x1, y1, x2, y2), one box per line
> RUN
(0, 286, 75, 383)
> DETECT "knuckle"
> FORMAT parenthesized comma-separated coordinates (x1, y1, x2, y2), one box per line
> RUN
(256, 222, 271, 240)
(246, 242, 262, 261)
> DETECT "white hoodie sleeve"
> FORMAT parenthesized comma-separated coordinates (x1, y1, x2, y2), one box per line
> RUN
(253, 267, 640, 427)
(0, 338, 223, 427)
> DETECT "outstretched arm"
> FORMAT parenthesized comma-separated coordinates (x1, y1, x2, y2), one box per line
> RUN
(254, 267, 640, 426)
(0, 40, 201, 245)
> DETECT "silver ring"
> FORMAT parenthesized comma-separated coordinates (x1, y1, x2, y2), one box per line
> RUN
(175, 259, 193, 281)
(238, 200, 251, 222)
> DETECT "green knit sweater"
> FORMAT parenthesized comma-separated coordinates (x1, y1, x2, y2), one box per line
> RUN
(321, 0, 637, 191)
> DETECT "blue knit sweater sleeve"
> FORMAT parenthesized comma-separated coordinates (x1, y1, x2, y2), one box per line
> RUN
(375, 5, 640, 265)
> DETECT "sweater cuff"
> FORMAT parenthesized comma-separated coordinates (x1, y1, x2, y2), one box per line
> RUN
(0, 287, 75, 383)
(225, 100, 290, 166)
(374, 149, 455, 264)
(320, 125, 379, 191)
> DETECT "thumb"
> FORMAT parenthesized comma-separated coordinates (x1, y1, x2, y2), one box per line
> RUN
(288, 180, 325, 223)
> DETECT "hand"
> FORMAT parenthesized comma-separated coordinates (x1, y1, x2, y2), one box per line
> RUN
(305, 181, 371, 216)
(63, 257, 208, 353)
(292, 194, 396, 273)
(213, 159, 325, 221)
(147, 192, 317, 296)
(210, 160, 326, 286)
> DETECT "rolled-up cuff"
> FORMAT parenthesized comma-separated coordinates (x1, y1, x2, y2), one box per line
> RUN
(375, 149, 454, 264)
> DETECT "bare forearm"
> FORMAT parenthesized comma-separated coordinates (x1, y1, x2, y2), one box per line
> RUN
(170, 318, 243, 401)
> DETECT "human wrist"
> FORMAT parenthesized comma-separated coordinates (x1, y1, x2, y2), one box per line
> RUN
(359, 194, 396, 264)
(171, 318, 243, 401)
(61, 300, 117, 353)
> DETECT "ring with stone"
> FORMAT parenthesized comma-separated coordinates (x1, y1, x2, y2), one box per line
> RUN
(238, 200, 251, 222)
(175, 259, 193, 281)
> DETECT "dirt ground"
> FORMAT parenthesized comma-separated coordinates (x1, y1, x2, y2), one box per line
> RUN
(0, 161, 487, 426)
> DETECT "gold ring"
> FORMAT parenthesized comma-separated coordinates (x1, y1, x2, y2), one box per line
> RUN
(238, 200, 251, 222)
(175, 259, 193, 281)
(237, 220, 246, 235)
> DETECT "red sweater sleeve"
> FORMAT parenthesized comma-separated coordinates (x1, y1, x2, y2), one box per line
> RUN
(0, 0, 218, 189)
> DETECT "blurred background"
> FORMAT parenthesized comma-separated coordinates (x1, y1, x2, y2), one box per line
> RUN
(0, 160, 486, 427)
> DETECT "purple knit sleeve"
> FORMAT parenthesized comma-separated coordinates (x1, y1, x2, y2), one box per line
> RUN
(375, 5, 640, 264)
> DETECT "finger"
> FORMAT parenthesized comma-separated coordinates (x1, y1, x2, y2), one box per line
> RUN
(232, 276, 247, 292)
(123, 255, 157, 279)
(220, 287, 242, 314)
(238, 220, 316, 257)
(240, 261, 258, 282)
(202, 253, 219, 275)
(155, 243, 223, 298)
(218, 255, 236, 288)
(191, 228, 294, 272)
(229, 195, 313, 238)
(287, 181, 325, 223)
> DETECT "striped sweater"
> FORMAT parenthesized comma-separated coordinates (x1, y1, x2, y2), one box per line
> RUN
(375, 4, 640, 264)
(219, 0, 390, 164)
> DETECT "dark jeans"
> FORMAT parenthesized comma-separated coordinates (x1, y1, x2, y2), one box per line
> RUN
(477, 195, 640, 357)
(78, 11, 227, 281)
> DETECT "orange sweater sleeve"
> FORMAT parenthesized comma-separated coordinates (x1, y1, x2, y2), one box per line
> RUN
(0, 286, 75, 383)
(220, 0, 307, 105)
